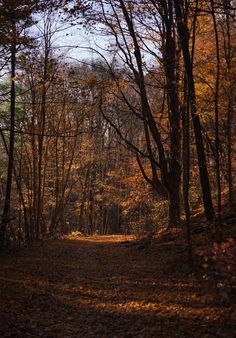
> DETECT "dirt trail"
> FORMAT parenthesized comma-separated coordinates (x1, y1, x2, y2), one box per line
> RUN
(0, 235, 235, 337)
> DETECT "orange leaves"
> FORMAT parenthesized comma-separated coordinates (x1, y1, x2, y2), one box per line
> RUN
(87, 75, 96, 89)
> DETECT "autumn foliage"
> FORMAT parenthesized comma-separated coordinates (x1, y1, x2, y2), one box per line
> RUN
(0, 2, 236, 335)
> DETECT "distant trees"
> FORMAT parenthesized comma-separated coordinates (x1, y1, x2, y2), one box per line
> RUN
(0, 0, 236, 249)
(88, 0, 183, 227)
(72, 0, 236, 238)
(80, 0, 215, 228)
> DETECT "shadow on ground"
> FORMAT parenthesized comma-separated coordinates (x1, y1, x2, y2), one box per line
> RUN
(0, 236, 235, 337)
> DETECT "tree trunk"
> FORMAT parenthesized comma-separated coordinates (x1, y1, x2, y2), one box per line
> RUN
(168, 187, 180, 228)
(162, 1, 181, 227)
(182, 76, 193, 270)
(0, 25, 16, 249)
(174, 0, 215, 222)
(224, 0, 234, 206)
(211, 0, 222, 241)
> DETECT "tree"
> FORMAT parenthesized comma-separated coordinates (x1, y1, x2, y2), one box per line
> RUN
(0, 0, 37, 249)
(173, 0, 215, 222)
(82, 0, 184, 227)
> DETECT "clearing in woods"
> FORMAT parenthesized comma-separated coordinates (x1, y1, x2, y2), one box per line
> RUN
(0, 235, 235, 337)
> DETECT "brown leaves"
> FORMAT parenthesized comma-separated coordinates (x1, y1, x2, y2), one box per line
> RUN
(0, 236, 235, 337)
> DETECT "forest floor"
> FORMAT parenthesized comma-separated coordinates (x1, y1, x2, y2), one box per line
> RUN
(0, 233, 235, 338)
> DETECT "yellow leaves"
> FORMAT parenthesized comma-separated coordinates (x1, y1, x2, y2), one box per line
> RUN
(104, 78, 129, 98)
(64, 231, 83, 239)
(117, 79, 128, 91)
(65, 163, 80, 170)
(106, 170, 117, 178)
(11, 73, 26, 82)
(44, 81, 50, 90)
(95, 194, 103, 202)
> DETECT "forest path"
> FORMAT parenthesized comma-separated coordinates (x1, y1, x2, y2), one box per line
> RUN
(0, 235, 235, 338)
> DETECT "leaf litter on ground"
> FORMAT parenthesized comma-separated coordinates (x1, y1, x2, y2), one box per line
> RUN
(0, 235, 235, 337)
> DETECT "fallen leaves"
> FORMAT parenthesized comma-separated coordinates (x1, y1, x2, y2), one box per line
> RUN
(0, 236, 235, 337)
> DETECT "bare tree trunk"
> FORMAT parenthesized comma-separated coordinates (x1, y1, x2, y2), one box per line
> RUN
(36, 60, 47, 240)
(211, 0, 222, 241)
(160, 1, 181, 227)
(0, 24, 16, 249)
(224, 0, 234, 206)
(174, 0, 215, 222)
(0, 128, 31, 244)
(182, 76, 193, 270)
